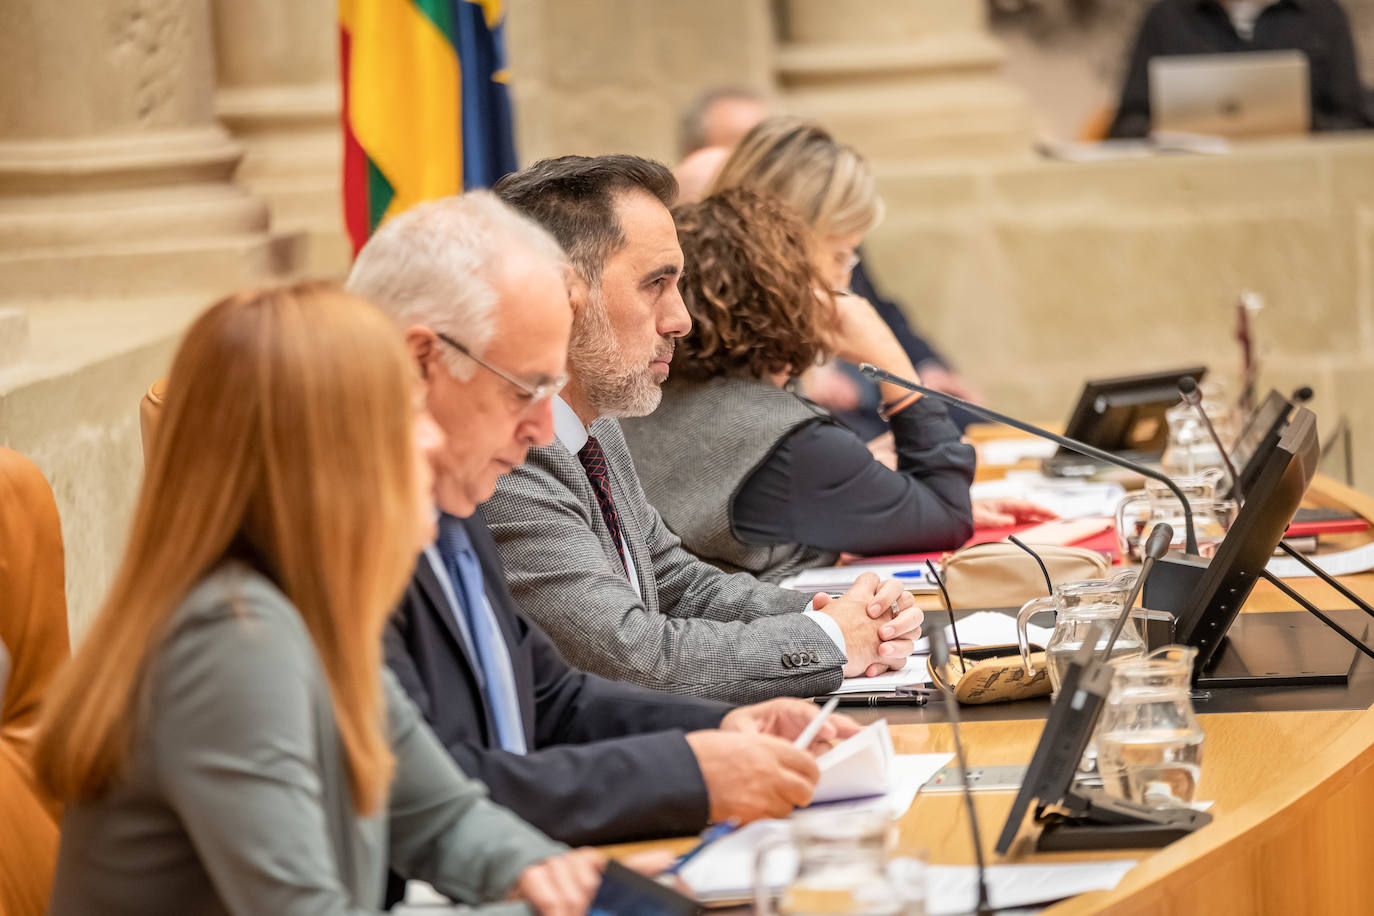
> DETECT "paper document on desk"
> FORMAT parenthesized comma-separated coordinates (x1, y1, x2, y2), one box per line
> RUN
(679, 748, 954, 904)
(683, 830, 1132, 910)
(1267, 540, 1374, 578)
(780, 563, 939, 594)
(812, 719, 894, 805)
(830, 655, 932, 695)
(913, 611, 1053, 654)
(926, 861, 1139, 916)
(972, 473, 1125, 520)
(978, 437, 1059, 466)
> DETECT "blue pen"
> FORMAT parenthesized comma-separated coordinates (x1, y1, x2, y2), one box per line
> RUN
(892, 569, 927, 580)
(663, 818, 740, 875)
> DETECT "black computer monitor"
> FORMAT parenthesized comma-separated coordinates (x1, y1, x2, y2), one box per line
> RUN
(1174, 407, 1319, 670)
(1227, 389, 1294, 499)
(1055, 366, 1208, 458)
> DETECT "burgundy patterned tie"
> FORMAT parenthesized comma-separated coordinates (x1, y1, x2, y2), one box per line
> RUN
(576, 436, 629, 575)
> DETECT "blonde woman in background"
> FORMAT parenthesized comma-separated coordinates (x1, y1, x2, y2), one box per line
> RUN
(707, 117, 1052, 531)
(34, 283, 602, 916)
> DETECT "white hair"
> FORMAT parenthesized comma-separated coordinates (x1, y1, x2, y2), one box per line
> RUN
(345, 190, 567, 379)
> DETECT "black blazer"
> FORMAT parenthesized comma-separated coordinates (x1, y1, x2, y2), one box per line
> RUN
(384, 508, 732, 846)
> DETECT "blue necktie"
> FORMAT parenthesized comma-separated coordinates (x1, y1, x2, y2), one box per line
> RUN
(436, 515, 527, 754)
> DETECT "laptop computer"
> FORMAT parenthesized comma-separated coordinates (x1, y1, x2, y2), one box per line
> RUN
(1151, 50, 1310, 138)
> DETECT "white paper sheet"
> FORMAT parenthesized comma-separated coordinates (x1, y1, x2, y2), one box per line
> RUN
(812, 719, 894, 804)
(913, 611, 1053, 654)
(681, 751, 954, 903)
(780, 563, 939, 594)
(684, 831, 1133, 910)
(831, 655, 932, 695)
(926, 860, 1139, 915)
(972, 473, 1126, 521)
(978, 437, 1059, 466)
(1266, 540, 1374, 578)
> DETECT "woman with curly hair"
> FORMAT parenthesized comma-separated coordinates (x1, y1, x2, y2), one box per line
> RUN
(620, 188, 978, 583)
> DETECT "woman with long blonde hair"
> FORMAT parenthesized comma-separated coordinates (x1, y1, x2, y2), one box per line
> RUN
(35, 283, 601, 916)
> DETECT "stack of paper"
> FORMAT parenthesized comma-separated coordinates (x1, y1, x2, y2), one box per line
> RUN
(680, 723, 953, 904)
(831, 655, 931, 695)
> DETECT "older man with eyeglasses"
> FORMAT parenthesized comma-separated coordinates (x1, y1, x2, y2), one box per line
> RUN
(346, 193, 862, 902)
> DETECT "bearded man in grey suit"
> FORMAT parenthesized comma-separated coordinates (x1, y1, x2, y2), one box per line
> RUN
(485, 155, 923, 703)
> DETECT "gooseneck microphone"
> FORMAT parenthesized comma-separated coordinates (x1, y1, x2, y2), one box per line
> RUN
(1103, 523, 1172, 660)
(1178, 377, 1243, 504)
(929, 628, 993, 916)
(859, 364, 1200, 556)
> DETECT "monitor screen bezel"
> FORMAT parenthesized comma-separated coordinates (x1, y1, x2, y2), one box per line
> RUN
(1057, 366, 1209, 456)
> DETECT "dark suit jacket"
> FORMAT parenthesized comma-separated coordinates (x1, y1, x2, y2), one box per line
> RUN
(384, 509, 732, 847)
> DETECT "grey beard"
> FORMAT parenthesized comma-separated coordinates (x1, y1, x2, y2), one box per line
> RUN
(569, 301, 666, 419)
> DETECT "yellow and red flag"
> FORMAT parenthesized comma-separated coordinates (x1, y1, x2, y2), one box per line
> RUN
(339, 0, 517, 254)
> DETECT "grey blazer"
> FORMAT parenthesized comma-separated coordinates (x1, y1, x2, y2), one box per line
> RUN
(48, 562, 563, 916)
(482, 417, 845, 704)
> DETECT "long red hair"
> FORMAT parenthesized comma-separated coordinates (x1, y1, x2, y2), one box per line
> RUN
(35, 282, 419, 814)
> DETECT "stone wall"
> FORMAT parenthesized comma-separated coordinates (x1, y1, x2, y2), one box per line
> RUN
(504, 0, 774, 164)
(863, 135, 1374, 488)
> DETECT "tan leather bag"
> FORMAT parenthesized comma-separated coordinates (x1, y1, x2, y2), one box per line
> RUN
(938, 542, 1110, 610)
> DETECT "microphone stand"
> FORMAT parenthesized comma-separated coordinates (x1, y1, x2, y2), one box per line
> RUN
(859, 364, 1200, 555)
(930, 629, 993, 916)
(1179, 377, 1242, 503)
(1103, 524, 1173, 661)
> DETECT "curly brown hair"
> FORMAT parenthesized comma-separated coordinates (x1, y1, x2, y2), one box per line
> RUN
(672, 188, 836, 382)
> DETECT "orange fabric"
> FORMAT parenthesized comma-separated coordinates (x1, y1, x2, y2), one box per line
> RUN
(1078, 105, 1118, 142)
(0, 448, 70, 916)
(139, 377, 167, 468)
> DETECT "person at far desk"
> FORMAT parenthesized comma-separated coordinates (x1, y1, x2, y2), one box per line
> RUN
(1108, 0, 1373, 138)
(33, 284, 603, 916)
(621, 188, 978, 583)
(487, 154, 925, 702)
(345, 193, 856, 866)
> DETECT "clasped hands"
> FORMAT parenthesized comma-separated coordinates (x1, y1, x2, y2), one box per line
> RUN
(813, 571, 923, 678)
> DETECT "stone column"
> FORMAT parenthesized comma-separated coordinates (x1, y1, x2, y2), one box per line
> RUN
(212, 0, 349, 276)
(775, 0, 1035, 162)
(0, 0, 298, 302)
(0, 0, 304, 636)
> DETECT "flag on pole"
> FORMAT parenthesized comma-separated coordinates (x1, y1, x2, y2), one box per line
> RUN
(339, 0, 518, 254)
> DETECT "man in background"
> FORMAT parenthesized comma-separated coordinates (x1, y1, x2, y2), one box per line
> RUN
(1108, 0, 1372, 137)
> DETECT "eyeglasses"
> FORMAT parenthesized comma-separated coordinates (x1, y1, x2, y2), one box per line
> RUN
(434, 331, 567, 408)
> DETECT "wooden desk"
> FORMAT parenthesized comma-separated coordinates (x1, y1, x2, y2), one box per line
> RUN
(609, 475, 1374, 915)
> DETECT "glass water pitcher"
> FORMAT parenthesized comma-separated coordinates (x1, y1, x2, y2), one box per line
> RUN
(1115, 470, 1236, 561)
(1016, 573, 1145, 698)
(753, 808, 915, 916)
(1161, 380, 1240, 479)
(1097, 645, 1206, 809)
